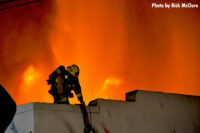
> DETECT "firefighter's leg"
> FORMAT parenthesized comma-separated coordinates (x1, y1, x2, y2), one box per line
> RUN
(56, 76, 69, 104)
(65, 97, 69, 104)
(53, 93, 61, 103)
(49, 85, 61, 103)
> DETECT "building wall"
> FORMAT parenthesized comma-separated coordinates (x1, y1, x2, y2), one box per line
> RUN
(5, 90, 200, 133)
(5, 103, 34, 133)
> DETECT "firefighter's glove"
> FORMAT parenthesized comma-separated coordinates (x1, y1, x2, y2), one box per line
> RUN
(48, 90, 52, 94)
(68, 92, 74, 98)
(49, 89, 54, 95)
(78, 96, 84, 104)
(47, 80, 51, 85)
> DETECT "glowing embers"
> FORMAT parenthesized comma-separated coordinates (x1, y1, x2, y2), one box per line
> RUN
(24, 66, 36, 86)
(98, 78, 121, 99)
(22, 66, 40, 93)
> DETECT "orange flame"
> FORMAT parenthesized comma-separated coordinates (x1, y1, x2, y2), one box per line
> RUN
(23, 66, 37, 88)
(0, 0, 200, 105)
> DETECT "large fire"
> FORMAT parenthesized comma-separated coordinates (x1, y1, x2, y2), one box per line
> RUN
(0, 0, 200, 105)
(23, 66, 38, 88)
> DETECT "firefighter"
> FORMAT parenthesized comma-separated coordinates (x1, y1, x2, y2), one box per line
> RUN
(47, 64, 83, 104)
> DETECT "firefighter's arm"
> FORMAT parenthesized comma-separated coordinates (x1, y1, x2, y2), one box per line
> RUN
(73, 78, 83, 103)
(47, 65, 65, 85)
(77, 93, 83, 103)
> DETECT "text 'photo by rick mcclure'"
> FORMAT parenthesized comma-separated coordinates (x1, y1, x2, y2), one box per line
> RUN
(152, 2, 199, 9)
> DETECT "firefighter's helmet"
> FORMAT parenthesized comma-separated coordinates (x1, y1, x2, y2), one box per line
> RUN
(67, 64, 79, 77)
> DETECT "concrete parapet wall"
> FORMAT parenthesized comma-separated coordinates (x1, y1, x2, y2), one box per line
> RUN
(5, 90, 200, 133)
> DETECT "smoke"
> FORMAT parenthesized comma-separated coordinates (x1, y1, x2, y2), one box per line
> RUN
(97, 78, 121, 99)
(0, 0, 56, 104)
